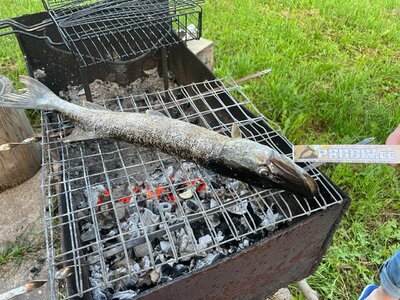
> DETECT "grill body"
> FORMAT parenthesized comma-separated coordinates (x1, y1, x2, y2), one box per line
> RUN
(12, 12, 350, 300)
(136, 205, 347, 300)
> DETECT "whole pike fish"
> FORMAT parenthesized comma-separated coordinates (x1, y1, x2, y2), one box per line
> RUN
(0, 76, 319, 198)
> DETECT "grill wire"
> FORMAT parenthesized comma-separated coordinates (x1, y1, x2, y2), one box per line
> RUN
(41, 79, 344, 299)
(42, 0, 203, 67)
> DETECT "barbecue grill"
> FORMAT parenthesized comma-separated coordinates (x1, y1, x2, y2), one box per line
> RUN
(3, 9, 350, 300)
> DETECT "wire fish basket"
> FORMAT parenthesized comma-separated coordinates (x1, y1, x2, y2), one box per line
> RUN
(44, 0, 203, 67)
(41, 79, 344, 299)
(0, 0, 203, 67)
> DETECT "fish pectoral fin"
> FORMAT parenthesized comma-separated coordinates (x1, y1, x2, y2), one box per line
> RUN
(146, 109, 167, 117)
(231, 124, 243, 139)
(61, 127, 101, 143)
(82, 100, 111, 111)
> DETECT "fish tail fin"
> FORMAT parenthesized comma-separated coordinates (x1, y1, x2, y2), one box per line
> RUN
(0, 75, 62, 110)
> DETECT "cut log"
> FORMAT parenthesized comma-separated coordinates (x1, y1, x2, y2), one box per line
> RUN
(0, 76, 41, 192)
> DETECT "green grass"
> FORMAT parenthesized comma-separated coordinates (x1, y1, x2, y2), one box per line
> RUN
(0, 229, 43, 267)
(202, 1, 400, 299)
(0, 242, 33, 266)
(0, 1, 399, 299)
(0, 1, 42, 84)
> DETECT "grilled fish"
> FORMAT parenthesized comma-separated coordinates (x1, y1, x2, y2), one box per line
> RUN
(0, 76, 319, 198)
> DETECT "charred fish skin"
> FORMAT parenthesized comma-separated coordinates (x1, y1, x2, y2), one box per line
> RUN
(73, 111, 319, 198)
(0, 75, 319, 198)
(98, 111, 229, 166)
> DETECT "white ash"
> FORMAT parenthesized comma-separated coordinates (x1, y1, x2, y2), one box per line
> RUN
(140, 208, 160, 233)
(77, 161, 285, 299)
(86, 184, 106, 208)
(59, 68, 177, 108)
(216, 231, 225, 242)
(226, 200, 250, 215)
(251, 202, 284, 232)
(239, 238, 250, 249)
(260, 207, 284, 232)
(198, 234, 212, 246)
(193, 252, 224, 270)
(90, 278, 108, 300)
(112, 290, 137, 300)
(120, 213, 140, 239)
(160, 241, 171, 253)
(33, 68, 46, 80)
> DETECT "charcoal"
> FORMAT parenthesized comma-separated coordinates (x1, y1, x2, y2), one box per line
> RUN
(124, 279, 138, 291)
(160, 264, 174, 277)
(136, 272, 154, 288)
(160, 276, 173, 284)
(185, 199, 199, 212)
(81, 227, 96, 243)
(134, 243, 149, 258)
(171, 264, 189, 277)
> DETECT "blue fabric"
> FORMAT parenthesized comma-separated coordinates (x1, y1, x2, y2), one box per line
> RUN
(380, 248, 400, 299)
(358, 284, 378, 300)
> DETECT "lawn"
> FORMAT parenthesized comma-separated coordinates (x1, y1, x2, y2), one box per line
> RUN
(0, 0, 399, 299)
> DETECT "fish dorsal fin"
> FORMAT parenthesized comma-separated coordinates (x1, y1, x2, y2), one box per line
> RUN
(61, 126, 101, 143)
(231, 124, 243, 139)
(146, 109, 167, 117)
(82, 101, 111, 111)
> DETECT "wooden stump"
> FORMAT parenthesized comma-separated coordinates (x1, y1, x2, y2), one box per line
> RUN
(0, 76, 41, 192)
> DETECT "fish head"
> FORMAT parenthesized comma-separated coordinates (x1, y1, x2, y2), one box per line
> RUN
(255, 149, 320, 197)
(220, 139, 319, 198)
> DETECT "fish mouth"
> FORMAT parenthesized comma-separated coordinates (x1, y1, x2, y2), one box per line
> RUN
(264, 154, 320, 198)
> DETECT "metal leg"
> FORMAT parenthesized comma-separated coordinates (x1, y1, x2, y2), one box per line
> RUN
(297, 279, 319, 300)
(80, 69, 93, 102)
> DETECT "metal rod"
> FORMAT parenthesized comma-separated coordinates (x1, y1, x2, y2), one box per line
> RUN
(235, 69, 272, 85)
(0, 281, 47, 300)
(0, 136, 42, 152)
(302, 137, 376, 171)
(161, 47, 170, 101)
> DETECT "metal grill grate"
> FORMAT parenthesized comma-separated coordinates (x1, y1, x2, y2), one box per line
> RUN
(41, 79, 344, 299)
(42, 0, 203, 67)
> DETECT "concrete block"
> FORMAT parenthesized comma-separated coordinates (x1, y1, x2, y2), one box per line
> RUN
(187, 38, 214, 70)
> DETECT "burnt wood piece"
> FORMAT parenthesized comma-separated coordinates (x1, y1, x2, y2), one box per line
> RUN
(0, 76, 41, 192)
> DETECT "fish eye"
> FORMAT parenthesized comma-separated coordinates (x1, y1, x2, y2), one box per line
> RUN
(258, 167, 270, 176)
(258, 166, 284, 184)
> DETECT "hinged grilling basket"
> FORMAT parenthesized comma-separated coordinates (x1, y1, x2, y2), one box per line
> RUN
(42, 0, 203, 67)
(6, 10, 350, 300)
(1, 1, 203, 67)
(41, 78, 346, 299)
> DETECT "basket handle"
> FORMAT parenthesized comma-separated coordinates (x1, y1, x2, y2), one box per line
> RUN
(0, 18, 64, 46)
(0, 19, 17, 37)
